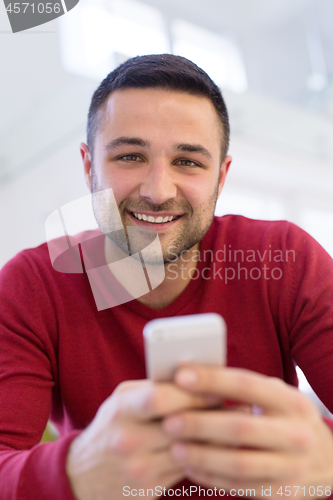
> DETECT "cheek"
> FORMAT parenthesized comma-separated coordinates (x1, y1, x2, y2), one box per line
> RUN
(98, 166, 141, 198)
(184, 179, 216, 207)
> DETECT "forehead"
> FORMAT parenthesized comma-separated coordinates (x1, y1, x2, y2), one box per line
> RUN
(95, 88, 222, 150)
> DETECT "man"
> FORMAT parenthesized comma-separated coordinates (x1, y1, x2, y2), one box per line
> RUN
(0, 54, 333, 500)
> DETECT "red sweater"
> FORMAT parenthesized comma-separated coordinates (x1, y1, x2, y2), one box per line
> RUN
(1, 215, 333, 499)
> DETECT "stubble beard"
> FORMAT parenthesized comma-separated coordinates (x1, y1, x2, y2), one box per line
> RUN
(91, 169, 219, 265)
(161, 189, 218, 263)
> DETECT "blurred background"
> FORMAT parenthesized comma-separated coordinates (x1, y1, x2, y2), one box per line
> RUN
(0, 0, 332, 413)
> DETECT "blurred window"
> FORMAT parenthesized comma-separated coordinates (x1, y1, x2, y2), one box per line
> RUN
(172, 19, 248, 93)
(59, 0, 169, 80)
(215, 189, 286, 221)
(59, 0, 247, 93)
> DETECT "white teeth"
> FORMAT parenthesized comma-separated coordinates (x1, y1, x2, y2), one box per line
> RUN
(133, 212, 179, 223)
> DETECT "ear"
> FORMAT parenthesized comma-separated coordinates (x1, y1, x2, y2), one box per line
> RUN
(80, 143, 92, 192)
(217, 155, 232, 197)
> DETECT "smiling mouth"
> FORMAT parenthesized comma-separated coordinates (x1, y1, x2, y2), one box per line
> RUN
(131, 212, 182, 224)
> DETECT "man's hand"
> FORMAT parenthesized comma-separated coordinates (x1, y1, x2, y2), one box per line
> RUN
(66, 379, 216, 500)
(163, 366, 333, 499)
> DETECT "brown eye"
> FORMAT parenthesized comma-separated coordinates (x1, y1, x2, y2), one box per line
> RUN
(177, 159, 198, 167)
(120, 155, 142, 162)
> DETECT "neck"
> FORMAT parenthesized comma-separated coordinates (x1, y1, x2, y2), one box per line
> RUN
(104, 237, 200, 310)
(137, 244, 200, 309)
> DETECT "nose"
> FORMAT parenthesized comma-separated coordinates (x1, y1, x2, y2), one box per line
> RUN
(139, 161, 177, 205)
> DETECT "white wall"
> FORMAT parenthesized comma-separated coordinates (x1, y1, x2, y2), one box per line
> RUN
(0, 134, 87, 268)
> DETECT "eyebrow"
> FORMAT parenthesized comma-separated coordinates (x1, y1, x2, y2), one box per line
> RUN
(104, 136, 213, 160)
(174, 143, 213, 160)
(104, 136, 150, 152)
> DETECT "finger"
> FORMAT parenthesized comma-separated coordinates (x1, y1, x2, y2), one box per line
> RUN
(123, 449, 184, 481)
(174, 367, 317, 416)
(170, 442, 307, 482)
(109, 420, 174, 455)
(184, 467, 260, 494)
(163, 411, 314, 452)
(184, 468, 280, 499)
(159, 471, 187, 491)
(185, 471, 312, 500)
(115, 380, 218, 420)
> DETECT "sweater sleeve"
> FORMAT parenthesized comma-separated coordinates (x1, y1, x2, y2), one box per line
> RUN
(0, 252, 78, 500)
(285, 224, 333, 413)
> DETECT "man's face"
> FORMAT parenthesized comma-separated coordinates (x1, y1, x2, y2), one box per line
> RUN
(82, 88, 231, 263)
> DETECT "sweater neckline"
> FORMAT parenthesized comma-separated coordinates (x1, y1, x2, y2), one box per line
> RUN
(121, 220, 217, 320)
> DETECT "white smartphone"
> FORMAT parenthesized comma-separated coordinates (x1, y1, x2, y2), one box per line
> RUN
(143, 313, 226, 382)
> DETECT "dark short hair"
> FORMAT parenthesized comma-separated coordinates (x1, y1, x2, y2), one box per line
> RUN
(87, 53, 230, 160)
